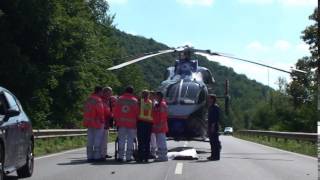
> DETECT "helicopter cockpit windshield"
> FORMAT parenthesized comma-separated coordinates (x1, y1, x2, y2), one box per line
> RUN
(166, 81, 200, 105)
(180, 82, 200, 104)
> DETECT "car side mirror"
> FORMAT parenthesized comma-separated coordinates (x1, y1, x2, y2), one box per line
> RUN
(6, 109, 20, 117)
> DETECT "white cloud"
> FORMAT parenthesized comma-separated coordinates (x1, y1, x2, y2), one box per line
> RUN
(176, 0, 214, 6)
(246, 41, 269, 52)
(274, 40, 291, 51)
(278, 0, 317, 6)
(106, 0, 128, 5)
(296, 42, 310, 54)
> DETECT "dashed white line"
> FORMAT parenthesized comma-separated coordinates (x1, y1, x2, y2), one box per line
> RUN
(175, 162, 183, 175)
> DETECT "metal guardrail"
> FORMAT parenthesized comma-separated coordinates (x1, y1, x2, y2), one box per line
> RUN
(33, 129, 317, 142)
(237, 130, 317, 143)
(33, 129, 116, 139)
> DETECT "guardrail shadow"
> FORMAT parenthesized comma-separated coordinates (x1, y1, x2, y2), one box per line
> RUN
(4, 175, 18, 180)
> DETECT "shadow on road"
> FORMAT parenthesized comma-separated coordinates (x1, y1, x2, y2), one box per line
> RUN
(57, 159, 144, 166)
(4, 175, 18, 180)
(57, 159, 89, 165)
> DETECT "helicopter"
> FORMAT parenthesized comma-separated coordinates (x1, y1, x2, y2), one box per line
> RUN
(107, 45, 307, 140)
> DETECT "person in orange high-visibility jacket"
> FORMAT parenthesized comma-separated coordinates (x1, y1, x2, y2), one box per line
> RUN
(152, 91, 168, 161)
(137, 90, 154, 162)
(113, 86, 139, 162)
(83, 86, 108, 162)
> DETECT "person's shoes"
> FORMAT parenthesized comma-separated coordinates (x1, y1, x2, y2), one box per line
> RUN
(207, 156, 219, 161)
(126, 159, 133, 163)
(116, 158, 124, 162)
(94, 158, 106, 162)
(105, 155, 112, 159)
(87, 159, 94, 163)
(143, 158, 149, 163)
(149, 154, 156, 159)
(154, 158, 168, 162)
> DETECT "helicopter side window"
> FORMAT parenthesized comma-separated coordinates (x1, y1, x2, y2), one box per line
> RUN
(198, 88, 205, 104)
(202, 70, 214, 84)
(166, 83, 179, 104)
(163, 69, 170, 80)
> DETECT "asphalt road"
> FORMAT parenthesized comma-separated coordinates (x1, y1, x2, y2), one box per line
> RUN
(7, 136, 317, 180)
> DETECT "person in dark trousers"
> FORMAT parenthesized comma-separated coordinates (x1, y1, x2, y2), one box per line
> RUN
(137, 90, 154, 162)
(207, 94, 221, 161)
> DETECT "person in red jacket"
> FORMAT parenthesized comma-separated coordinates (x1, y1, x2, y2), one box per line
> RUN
(83, 86, 108, 162)
(152, 91, 169, 161)
(113, 86, 139, 162)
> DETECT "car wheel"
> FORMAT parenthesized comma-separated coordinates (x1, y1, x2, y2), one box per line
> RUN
(0, 145, 4, 180)
(17, 141, 34, 178)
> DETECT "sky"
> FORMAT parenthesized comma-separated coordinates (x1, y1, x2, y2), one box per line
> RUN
(107, 0, 317, 89)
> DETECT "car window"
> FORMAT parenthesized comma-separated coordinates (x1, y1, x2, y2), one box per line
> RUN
(0, 94, 7, 115)
(4, 92, 19, 111)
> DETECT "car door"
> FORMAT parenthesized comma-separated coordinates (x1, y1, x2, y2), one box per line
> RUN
(2, 91, 22, 167)
(14, 96, 31, 166)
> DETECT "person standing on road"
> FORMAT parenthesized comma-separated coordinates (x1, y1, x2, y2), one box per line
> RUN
(207, 94, 221, 161)
(114, 86, 139, 162)
(149, 91, 157, 159)
(137, 90, 154, 162)
(152, 92, 169, 161)
(83, 86, 108, 162)
(101, 87, 113, 159)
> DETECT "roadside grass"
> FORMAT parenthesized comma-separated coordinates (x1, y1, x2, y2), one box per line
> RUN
(35, 133, 117, 157)
(234, 133, 317, 157)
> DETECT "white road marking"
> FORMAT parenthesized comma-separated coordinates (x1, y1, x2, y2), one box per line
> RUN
(35, 142, 116, 160)
(235, 137, 317, 160)
(175, 162, 183, 175)
(35, 147, 85, 160)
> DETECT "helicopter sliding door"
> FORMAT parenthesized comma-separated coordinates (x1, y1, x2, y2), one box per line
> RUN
(200, 69, 215, 93)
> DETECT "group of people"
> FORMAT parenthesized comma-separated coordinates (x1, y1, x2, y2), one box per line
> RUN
(82, 85, 169, 163)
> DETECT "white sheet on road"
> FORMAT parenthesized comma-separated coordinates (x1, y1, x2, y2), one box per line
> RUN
(167, 148, 198, 160)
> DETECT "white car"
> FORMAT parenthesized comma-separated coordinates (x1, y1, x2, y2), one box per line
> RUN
(224, 127, 233, 135)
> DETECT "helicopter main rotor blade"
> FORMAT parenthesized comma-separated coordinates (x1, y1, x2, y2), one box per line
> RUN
(195, 51, 307, 74)
(107, 49, 174, 70)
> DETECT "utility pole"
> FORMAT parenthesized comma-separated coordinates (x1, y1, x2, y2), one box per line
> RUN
(317, 7, 320, 127)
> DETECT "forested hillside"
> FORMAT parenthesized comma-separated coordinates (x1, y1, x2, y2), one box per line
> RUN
(0, 0, 317, 132)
